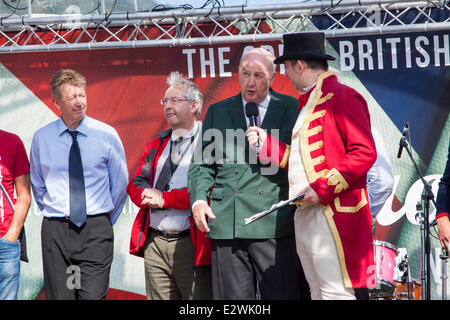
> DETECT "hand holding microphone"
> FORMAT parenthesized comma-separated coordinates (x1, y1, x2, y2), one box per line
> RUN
(246, 126, 267, 152)
(245, 102, 266, 152)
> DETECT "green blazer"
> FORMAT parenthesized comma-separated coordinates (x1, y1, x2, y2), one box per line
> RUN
(188, 89, 299, 239)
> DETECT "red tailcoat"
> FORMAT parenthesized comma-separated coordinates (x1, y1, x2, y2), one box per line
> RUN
(260, 71, 377, 288)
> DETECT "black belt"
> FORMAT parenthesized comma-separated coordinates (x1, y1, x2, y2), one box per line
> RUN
(45, 213, 109, 221)
(150, 228, 190, 239)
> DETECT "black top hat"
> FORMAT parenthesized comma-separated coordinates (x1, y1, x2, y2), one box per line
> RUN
(274, 32, 335, 64)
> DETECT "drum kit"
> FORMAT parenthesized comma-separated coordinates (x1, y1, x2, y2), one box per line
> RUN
(369, 240, 449, 300)
(370, 123, 448, 300)
(369, 240, 421, 300)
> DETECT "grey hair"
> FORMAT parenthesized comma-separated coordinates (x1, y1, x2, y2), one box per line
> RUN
(166, 71, 203, 119)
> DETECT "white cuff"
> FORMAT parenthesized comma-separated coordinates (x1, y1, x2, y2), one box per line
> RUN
(192, 199, 208, 211)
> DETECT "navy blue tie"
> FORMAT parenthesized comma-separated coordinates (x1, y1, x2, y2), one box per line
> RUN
(154, 137, 183, 192)
(67, 130, 87, 228)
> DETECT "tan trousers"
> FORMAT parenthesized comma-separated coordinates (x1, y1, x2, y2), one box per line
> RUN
(143, 230, 211, 300)
(294, 205, 356, 300)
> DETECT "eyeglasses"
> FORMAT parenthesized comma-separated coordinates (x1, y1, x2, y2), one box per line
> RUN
(160, 97, 189, 106)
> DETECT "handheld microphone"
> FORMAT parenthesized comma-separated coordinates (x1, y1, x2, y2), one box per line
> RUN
(397, 122, 409, 159)
(245, 102, 259, 127)
(245, 102, 260, 150)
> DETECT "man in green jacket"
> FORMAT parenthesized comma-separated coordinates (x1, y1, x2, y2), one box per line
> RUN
(188, 47, 309, 299)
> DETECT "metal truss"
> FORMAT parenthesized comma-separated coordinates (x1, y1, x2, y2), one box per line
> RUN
(0, 0, 448, 53)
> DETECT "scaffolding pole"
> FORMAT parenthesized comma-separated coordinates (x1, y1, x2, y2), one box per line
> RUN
(0, 0, 446, 53)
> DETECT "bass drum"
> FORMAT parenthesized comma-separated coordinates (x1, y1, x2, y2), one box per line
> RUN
(369, 240, 399, 298)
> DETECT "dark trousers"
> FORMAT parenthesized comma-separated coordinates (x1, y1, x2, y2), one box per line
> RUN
(211, 237, 310, 300)
(41, 213, 114, 300)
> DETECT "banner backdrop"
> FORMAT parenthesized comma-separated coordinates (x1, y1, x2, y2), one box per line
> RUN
(0, 24, 448, 299)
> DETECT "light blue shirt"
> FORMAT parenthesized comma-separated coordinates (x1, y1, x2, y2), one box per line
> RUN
(30, 116, 128, 225)
(367, 127, 395, 217)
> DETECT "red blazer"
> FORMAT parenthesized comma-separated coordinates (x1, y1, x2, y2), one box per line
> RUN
(260, 71, 377, 288)
(127, 129, 211, 266)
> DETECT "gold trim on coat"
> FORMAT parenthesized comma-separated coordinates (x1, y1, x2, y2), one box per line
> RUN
(308, 140, 324, 152)
(334, 189, 368, 213)
(325, 168, 350, 194)
(306, 109, 326, 123)
(280, 144, 291, 169)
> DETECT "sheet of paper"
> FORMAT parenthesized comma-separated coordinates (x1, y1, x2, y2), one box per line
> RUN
(243, 193, 306, 226)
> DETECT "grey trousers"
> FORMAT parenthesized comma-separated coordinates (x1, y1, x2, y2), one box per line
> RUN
(143, 229, 211, 300)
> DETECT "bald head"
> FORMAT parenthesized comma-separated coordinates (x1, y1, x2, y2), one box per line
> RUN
(239, 47, 276, 79)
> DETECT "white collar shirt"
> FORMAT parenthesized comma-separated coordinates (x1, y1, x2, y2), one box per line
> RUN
(242, 93, 271, 127)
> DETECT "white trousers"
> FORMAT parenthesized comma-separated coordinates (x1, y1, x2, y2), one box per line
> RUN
(294, 205, 356, 300)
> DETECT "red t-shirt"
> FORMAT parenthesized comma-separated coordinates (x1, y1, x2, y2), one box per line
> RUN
(0, 130, 29, 237)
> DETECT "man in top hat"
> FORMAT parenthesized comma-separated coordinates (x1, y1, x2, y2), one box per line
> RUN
(247, 32, 377, 299)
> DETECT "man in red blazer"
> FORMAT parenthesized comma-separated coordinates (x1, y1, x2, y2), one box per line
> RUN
(247, 32, 377, 299)
(127, 71, 211, 300)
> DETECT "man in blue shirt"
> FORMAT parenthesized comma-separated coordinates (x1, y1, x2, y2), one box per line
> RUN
(30, 69, 128, 300)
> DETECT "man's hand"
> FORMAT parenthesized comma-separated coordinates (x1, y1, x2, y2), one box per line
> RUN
(141, 188, 164, 209)
(294, 185, 320, 208)
(437, 216, 450, 250)
(192, 202, 216, 233)
(2, 227, 20, 242)
(2, 173, 31, 242)
(246, 126, 267, 151)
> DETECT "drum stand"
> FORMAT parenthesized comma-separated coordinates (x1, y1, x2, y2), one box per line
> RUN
(399, 129, 435, 300)
(398, 253, 413, 299)
(441, 248, 448, 300)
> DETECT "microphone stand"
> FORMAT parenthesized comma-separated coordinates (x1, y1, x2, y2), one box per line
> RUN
(441, 248, 448, 300)
(415, 203, 427, 300)
(399, 131, 435, 300)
